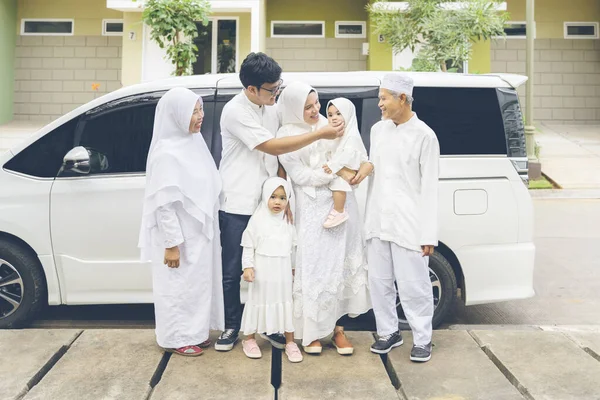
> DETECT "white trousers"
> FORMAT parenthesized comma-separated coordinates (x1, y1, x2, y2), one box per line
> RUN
(367, 238, 433, 345)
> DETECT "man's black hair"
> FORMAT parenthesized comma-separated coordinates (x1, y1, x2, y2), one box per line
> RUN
(239, 52, 282, 89)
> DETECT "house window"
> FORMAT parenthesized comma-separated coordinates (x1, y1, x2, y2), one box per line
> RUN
(564, 22, 599, 39)
(498, 21, 535, 39)
(271, 21, 325, 38)
(335, 21, 366, 38)
(103, 19, 124, 36)
(192, 18, 239, 75)
(21, 19, 74, 36)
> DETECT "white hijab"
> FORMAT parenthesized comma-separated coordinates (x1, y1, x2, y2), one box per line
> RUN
(325, 97, 368, 168)
(138, 87, 221, 255)
(241, 177, 295, 257)
(277, 81, 328, 197)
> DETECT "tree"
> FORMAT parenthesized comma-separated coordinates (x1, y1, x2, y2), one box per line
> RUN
(141, 0, 211, 76)
(367, 0, 508, 72)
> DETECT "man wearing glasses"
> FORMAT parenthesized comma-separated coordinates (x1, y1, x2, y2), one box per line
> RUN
(216, 52, 344, 351)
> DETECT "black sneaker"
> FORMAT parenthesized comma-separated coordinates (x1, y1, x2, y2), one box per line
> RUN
(260, 333, 286, 350)
(215, 329, 239, 351)
(370, 331, 404, 354)
(410, 343, 432, 362)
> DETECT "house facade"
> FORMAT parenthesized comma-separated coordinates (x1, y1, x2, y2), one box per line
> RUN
(1, 0, 599, 125)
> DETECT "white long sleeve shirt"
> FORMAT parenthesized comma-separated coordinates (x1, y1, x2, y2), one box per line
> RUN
(156, 204, 184, 249)
(219, 92, 280, 215)
(364, 113, 440, 252)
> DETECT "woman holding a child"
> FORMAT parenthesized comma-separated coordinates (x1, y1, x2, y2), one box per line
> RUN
(277, 82, 372, 355)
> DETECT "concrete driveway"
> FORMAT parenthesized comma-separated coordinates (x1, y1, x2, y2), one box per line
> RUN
(536, 124, 600, 189)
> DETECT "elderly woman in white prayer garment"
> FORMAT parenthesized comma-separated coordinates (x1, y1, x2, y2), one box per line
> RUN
(138, 87, 224, 357)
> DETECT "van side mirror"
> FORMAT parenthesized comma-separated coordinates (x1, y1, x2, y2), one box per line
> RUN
(60, 146, 91, 175)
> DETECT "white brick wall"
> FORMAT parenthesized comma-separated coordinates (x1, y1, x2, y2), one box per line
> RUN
(266, 38, 367, 72)
(491, 39, 600, 124)
(14, 35, 123, 122)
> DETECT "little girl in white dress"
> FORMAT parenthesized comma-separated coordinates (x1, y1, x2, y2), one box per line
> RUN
(239, 177, 303, 363)
(321, 97, 369, 229)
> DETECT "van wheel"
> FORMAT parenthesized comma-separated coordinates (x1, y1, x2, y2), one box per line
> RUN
(396, 251, 457, 330)
(0, 240, 46, 329)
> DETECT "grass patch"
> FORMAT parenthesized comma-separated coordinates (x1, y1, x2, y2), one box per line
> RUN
(529, 176, 554, 190)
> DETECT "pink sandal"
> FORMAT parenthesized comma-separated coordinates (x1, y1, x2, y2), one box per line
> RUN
(242, 339, 262, 359)
(197, 339, 211, 348)
(166, 345, 203, 357)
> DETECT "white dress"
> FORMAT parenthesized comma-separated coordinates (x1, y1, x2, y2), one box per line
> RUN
(151, 202, 224, 348)
(276, 83, 371, 346)
(240, 177, 297, 335)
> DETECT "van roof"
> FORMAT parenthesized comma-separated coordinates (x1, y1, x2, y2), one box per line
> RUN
(113, 71, 527, 99)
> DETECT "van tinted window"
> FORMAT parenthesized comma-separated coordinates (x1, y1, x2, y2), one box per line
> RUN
(76, 102, 157, 175)
(71, 90, 214, 176)
(412, 87, 508, 156)
(3, 118, 77, 178)
(211, 85, 523, 163)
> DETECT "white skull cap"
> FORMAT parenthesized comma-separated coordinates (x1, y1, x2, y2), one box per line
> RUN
(381, 73, 414, 97)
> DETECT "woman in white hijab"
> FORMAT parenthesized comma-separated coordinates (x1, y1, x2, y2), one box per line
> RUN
(139, 87, 224, 357)
(277, 82, 371, 355)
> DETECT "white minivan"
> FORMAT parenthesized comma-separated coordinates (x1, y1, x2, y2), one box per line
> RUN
(0, 71, 535, 329)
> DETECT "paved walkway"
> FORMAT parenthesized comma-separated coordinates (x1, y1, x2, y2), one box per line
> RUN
(2, 326, 600, 400)
(536, 124, 600, 189)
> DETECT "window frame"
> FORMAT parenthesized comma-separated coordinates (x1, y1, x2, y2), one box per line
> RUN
(564, 22, 599, 39)
(102, 19, 124, 36)
(494, 21, 535, 40)
(21, 18, 75, 36)
(270, 21, 325, 38)
(334, 21, 367, 39)
(193, 17, 240, 74)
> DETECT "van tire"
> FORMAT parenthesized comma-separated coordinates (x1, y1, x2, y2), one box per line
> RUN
(397, 251, 457, 330)
(0, 240, 46, 329)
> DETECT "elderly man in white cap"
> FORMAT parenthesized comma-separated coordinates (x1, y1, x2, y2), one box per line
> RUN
(363, 72, 440, 362)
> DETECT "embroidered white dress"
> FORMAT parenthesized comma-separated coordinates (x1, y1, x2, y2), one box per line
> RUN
(277, 82, 371, 346)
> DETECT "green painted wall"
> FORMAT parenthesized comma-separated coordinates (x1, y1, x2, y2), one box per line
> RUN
(508, 0, 600, 38)
(367, 0, 396, 71)
(368, 22, 393, 71)
(17, 0, 122, 36)
(469, 39, 491, 73)
(267, 0, 368, 38)
(1, 0, 17, 124)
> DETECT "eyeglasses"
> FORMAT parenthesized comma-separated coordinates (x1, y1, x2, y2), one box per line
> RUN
(259, 80, 283, 96)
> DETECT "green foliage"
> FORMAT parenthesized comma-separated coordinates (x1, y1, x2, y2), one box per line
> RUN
(368, 0, 509, 72)
(141, 0, 211, 76)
